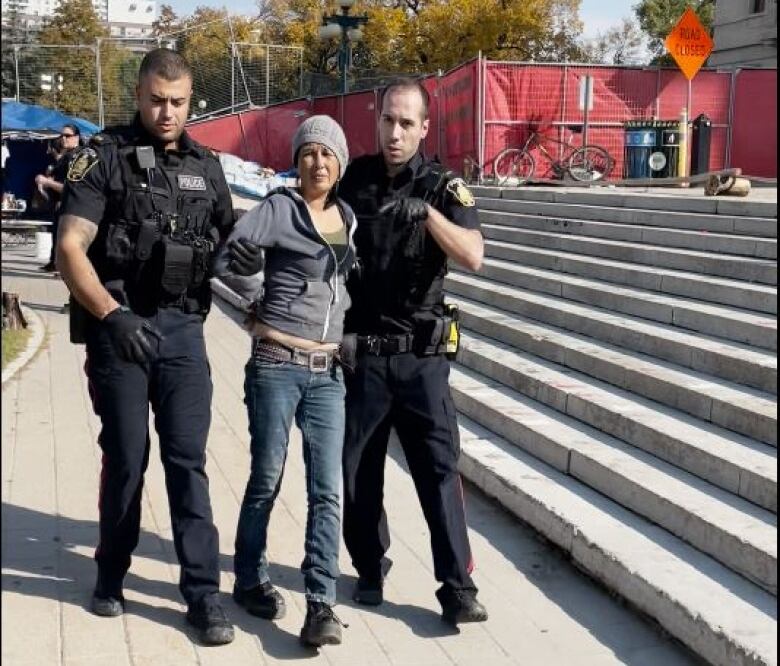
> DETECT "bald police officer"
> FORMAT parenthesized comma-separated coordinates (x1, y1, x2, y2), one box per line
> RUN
(57, 49, 234, 645)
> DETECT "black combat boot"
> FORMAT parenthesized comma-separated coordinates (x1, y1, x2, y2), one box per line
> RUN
(351, 576, 383, 606)
(233, 581, 286, 619)
(90, 572, 125, 617)
(299, 601, 346, 647)
(436, 585, 488, 625)
(186, 592, 235, 645)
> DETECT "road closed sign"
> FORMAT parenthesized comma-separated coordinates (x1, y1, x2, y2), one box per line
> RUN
(664, 7, 714, 80)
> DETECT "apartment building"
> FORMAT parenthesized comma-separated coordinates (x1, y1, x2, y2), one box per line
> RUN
(709, 0, 777, 68)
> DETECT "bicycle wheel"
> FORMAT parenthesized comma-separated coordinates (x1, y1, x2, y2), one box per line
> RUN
(567, 145, 614, 182)
(493, 148, 535, 186)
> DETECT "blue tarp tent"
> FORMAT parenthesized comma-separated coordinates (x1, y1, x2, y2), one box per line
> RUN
(2, 101, 100, 206)
(1, 100, 100, 136)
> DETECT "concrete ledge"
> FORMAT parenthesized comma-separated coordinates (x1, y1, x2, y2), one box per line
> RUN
(478, 209, 777, 259)
(446, 272, 778, 394)
(450, 295, 777, 449)
(457, 417, 777, 666)
(478, 241, 777, 314)
(450, 364, 777, 593)
(470, 187, 777, 223)
(474, 225, 778, 285)
(465, 256, 777, 351)
(2, 306, 45, 386)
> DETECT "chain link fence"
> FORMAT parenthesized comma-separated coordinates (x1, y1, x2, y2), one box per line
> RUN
(11, 44, 100, 125)
(301, 71, 424, 99)
(3, 17, 305, 128)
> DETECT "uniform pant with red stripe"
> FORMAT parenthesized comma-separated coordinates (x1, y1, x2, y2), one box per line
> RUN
(342, 352, 476, 593)
(85, 308, 220, 606)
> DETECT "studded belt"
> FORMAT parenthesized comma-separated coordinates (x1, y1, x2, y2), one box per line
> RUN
(252, 339, 337, 372)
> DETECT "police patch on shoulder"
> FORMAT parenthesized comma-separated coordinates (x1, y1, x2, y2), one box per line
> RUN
(67, 147, 99, 182)
(445, 177, 475, 207)
(178, 174, 207, 191)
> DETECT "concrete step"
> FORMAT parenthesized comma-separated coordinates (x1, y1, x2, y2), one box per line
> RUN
(450, 364, 777, 594)
(456, 331, 776, 511)
(470, 256, 777, 351)
(480, 241, 777, 315)
(476, 226, 777, 285)
(470, 185, 778, 221)
(450, 294, 777, 448)
(479, 210, 777, 258)
(456, 416, 777, 666)
(445, 272, 777, 394)
(475, 195, 778, 238)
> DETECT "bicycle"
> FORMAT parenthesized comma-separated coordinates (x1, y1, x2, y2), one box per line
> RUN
(492, 127, 614, 185)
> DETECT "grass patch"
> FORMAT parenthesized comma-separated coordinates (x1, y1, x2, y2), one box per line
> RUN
(2, 327, 32, 370)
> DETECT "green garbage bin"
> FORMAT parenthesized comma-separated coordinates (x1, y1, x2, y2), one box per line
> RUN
(624, 121, 656, 179)
(651, 120, 680, 179)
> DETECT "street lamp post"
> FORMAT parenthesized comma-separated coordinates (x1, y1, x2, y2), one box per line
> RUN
(40, 73, 64, 108)
(318, 0, 368, 94)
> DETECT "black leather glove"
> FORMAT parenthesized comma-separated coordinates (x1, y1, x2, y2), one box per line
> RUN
(102, 306, 163, 365)
(379, 197, 429, 226)
(228, 238, 264, 276)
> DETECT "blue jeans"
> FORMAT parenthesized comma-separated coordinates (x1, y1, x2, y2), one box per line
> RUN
(234, 357, 345, 605)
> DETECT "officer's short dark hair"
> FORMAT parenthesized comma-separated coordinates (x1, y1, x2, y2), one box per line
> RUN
(380, 78, 430, 120)
(61, 123, 80, 136)
(138, 48, 193, 83)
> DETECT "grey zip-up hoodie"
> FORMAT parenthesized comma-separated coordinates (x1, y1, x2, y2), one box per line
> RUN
(213, 187, 357, 343)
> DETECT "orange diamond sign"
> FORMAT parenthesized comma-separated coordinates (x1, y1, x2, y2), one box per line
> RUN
(664, 7, 714, 80)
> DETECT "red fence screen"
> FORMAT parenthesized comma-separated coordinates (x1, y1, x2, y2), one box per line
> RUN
(187, 60, 776, 180)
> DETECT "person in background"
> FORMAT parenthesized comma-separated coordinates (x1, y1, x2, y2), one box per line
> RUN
(36, 123, 81, 272)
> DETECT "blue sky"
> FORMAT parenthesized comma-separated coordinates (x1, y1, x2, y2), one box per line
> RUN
(165, 0, 638, 38)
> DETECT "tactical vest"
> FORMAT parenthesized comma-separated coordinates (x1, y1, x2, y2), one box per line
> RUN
(88, 131, 220, 317)
(350, 161, 453, 326)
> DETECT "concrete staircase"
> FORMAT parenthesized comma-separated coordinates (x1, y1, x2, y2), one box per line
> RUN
(450, 187, 777, 666)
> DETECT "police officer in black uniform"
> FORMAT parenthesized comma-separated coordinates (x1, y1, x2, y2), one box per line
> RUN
(338, 78, 488, 625)
(56, 49, 235, 645)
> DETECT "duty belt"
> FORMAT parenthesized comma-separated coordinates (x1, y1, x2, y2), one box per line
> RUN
(356, 333, 415, 356)
(252, 339, 337, 372)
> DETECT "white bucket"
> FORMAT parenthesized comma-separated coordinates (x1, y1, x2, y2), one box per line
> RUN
(35, 231, 53, 260)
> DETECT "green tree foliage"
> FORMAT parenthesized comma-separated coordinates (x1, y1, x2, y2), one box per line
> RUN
(34, 0, 107, 121)
(582, 17, 646, 65)
(153, 4, 183, 36)
(255, 0, 586, 78)
(633, 0, 714, 64)
(170, 7, 257, 113)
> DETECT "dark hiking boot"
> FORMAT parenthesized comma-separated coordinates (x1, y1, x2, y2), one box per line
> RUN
(91, 573, 125, 617)
(233, 581, 286, 619)
(90, 592, 125, 617)
(299, 601, 347, 647)
(352, 576, 383, 606)
(436, 586, 488, 625)
(186, 593, 235, 645)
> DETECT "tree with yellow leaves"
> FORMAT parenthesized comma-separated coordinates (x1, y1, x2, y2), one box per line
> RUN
(255, 0, 585, 79)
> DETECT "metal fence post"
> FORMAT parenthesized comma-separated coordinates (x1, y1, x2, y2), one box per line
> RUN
(266, 46, 270, 106)
(436, 69, 442, 164)
(231, 42, 235, 111)
(95, 39, 104, 128)
(560, 63, 568, 161)
(725, 68, 738, 168)
(14, 46, 20, 101)
(299, 50, 304, 98)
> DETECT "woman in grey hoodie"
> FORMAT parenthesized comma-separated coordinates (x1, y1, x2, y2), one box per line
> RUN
(213, 116, 356, 647)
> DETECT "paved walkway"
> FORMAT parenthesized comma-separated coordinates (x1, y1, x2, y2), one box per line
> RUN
(2, 248, 698, 666)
